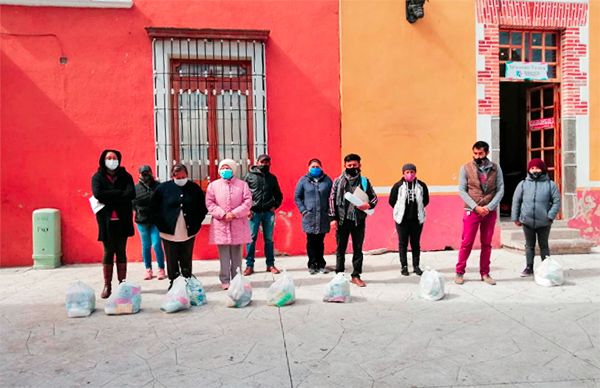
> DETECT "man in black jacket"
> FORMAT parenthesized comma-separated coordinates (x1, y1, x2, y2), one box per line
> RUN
(243, 154, 283, 275)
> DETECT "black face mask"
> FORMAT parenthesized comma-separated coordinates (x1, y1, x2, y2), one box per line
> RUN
(473, 157, 486, 165)
(259, 165, 270, 173)
(529, 172, 542, 180)
(345, 167, 360, 177)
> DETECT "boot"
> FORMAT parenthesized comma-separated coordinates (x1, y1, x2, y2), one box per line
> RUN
(117, 263, 127, 283)
(400, 256, 409, 276)
(101, 264, 113, 299)
(413, 257, 423, 276)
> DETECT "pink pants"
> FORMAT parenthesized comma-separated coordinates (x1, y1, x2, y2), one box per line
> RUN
(455, 210, 497, 276)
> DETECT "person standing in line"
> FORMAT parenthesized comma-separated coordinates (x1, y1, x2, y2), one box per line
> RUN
(133, 165, 166, 281)
(91, 149, 135, 299)
(389, 163, 429, 276)
(329, 153, 378, 287)
(511, 158, 560, 277)
(454, 141, 504, 285)
(206, 159, 253, 290)
(243, 154, 283, 275)
(294, 158, 333, 274)
(150, 164, 207, 290)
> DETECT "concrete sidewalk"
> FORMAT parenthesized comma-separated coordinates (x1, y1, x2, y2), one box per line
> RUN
(1, 248, 599, 388)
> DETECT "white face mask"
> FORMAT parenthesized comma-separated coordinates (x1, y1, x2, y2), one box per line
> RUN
(105, 159, 119, 171)
(174, 178, 188, 187)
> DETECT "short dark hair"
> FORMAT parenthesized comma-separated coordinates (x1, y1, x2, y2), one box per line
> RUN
(307, 158, 322, 166)
(343, 153, 361, 163)
(472, 141, 489, 152)
(171, 163, 188, 176)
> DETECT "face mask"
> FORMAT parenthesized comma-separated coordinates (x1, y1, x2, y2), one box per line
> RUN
(404, 173, 416, 182)
(473, 157, 486, 165)
(141, 173, 153, 182)
(345, 167, 360, 177)
(219, 169, 233, 180)
(174, 178, 188, 187)
(309, 167, 322, 177)
(259, 165, 270, 173)
(105, 159, 119, 171)
(529, 171, 542, 180)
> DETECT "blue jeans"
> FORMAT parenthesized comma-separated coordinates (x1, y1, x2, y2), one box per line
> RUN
(136, 224, 165, 269)
(245, 211, 275, 267)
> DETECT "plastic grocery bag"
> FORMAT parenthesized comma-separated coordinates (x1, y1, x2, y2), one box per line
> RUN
(267, 270, 295, 307)
(65, 281, 96, 318)
(323, 272, 351, 303)
(104, 281, 142, 315)
(419, 268, 446, 301)
(227, 268, 252, 308)
(186, 276, 207, 306)
(535, 257, 565, 287)
(161, 276, 191, 313)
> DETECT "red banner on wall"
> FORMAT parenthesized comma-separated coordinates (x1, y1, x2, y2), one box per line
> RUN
(529, 117, 554, 131)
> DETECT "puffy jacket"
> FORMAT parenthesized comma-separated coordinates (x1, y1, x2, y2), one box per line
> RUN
(150, 180, 208, 237)
(244, 166, 283, 212)
(294, 173, 333, 234)
(206, 177, 253, 245)
(133, 179, 158, 224)
(511, 174, 561, 228)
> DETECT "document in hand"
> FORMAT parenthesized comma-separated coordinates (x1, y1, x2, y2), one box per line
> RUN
(343, 187, 374, 215)
(89, 196, 105, 214)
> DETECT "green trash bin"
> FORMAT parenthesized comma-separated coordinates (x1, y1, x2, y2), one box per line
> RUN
(32, 208, 62, 269)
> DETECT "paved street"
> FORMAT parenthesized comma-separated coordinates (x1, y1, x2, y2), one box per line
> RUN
(1, 248, 599, 387)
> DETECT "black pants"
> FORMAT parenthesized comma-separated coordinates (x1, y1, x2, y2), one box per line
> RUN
(335, 221, 365, 278)
(523, 224, 551, 267)
(102, 221, 128, 265)
(162, 237, 196, 281)
(396, 221, 423, 268)
(306, 233, 326, 270)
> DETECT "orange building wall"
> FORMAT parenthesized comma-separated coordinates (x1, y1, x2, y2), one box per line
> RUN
(340, 0, 476, 187)
(590, 0, 600, 181)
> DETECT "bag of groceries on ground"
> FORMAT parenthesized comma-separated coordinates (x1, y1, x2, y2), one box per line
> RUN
(419, 268, 446, 301)
(227, 268, 252, 308)
(104, 281, 142, 315)
(65, 281, 96, 318)
(186, 276, 207, 306)
(267, 270, 295, 307)
(323, 272, 351, 303)
(161, 276, 191, 313)
(535, 257, 565, 287)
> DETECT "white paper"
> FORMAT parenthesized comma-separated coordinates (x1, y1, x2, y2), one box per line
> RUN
(89, 196, 105, 214)
(343, 192, 374, 216)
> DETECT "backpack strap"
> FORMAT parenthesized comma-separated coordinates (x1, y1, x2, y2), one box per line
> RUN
(361, 176, 368, 192)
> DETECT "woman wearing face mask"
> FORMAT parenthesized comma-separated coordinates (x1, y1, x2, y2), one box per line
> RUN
(91, 149, 136, 298)
(295, 158, 333, 274)
(205, 159, 253, 289)
(150, 164, 208, 289)
(389, 163, 429, 276)
(511, 158, 560, 277)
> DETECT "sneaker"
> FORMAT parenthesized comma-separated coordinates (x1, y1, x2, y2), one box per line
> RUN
(157, 268, 167, 280)
(266, 266, 281, 274)
(309, 267, 318, 275)
(221, 283, 230, 290)
(243, 267, 254, 276)
(351, 277, 366, 287)
(454, 274, 465, 285)
(318, 267, 330, 274)
(143, 269, 153, 280)
(401, 266, 409, 276)
(520, 267, 533, 277)
(413, 266, 423, 276)
(481, 274, 497, 285)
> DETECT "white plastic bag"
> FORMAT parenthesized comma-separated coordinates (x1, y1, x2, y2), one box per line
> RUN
(65, 281, 96, 318)
(104, 281, 142, 315)
(227, 268, 252, 308)
(186, 276, 207, 306)
(419, 268, 446, 301)
(535, 257, 565, 287)
(161, 276, 191, 313)
(267, 270, 295, 307)
(323, 273, 351, 303)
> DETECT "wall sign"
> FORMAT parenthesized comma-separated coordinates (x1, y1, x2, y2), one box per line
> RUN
(505, 61, 548, 81)
(529, 117, 554, 131)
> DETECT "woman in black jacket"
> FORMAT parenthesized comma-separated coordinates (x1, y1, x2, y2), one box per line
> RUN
(91, 149, 135, 298)
(150, 164, 208, 289)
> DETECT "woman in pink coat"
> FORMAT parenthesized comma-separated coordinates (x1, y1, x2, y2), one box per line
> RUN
(206, 159, 253, 289)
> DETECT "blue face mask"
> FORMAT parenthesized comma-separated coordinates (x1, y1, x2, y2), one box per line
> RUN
(309, 167, 322, 177)
(219, 169, 233, 180)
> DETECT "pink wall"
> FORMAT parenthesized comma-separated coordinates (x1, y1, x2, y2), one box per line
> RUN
(0, 0, 341, 266)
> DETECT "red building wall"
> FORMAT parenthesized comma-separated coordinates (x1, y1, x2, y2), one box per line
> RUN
(0, 0, 341, 267)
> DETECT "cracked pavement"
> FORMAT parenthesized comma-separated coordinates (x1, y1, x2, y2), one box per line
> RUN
(1, 248, 599, 387)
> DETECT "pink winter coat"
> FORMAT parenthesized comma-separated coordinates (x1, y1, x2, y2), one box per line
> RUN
(206, 177, 253, 245)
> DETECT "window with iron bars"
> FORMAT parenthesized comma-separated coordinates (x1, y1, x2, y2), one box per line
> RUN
(150, 32, 268, 189)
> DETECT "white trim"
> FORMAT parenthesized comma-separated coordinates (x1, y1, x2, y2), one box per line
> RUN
(576, 115, 600, 187)
(476, 114, 493, 157)
(580, 86, 588, 103)
(374, 185, 458, 195)
(0, 0, 132, 8)
(476, 55, 486, 72)
(477, 84, 486, 100)
(476, 23, 485, 42)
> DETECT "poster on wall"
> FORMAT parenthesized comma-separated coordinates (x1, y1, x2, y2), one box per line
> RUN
(505, 62, 548, 81)
(529, 117, 554, 131)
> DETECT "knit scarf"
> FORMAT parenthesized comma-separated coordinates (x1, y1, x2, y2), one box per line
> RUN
(335, 172, 361, 222)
